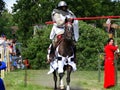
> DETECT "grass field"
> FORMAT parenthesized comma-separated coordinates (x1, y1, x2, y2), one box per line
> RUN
(3, 69, 120, 90)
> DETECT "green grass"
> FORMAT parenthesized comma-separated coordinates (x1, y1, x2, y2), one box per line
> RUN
(3, 69, 120, 90)
(4, 70, 52, 90)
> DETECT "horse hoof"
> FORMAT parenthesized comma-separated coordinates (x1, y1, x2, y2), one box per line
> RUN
(54, 88, 57, 90)
(60, 85, 65, 90)
(66, 85, 70, 90)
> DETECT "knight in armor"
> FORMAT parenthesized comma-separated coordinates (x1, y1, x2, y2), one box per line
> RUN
(47, 1, 79, 63)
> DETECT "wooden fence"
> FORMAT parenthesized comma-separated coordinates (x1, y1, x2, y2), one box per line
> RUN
(0, 45, 10, 79)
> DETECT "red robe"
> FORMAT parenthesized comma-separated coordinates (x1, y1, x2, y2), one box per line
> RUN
(104, 44, 118, 88)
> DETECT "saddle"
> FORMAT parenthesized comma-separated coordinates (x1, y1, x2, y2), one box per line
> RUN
(47, 29, 75, 63)
(47, 34, 63, 63)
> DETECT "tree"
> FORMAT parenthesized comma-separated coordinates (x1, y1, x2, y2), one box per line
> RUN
(12, 0, 120, 70)
(0, 0, 5, 16)
(0, 0, 14, 38)
(12, 0, 120, 43)
(12, 0, 57, 44)
(77, 21, 108, 70)
(21, 21, 108, 70)
(22, 25, 51, 69)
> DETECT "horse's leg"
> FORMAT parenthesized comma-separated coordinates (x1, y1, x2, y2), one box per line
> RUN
(59, 73, 65, 90)
(53, 70, 57, 90)
(66, 65, 72, 90)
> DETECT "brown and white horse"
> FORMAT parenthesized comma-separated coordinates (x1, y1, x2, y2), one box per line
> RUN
(53, 19, 76, 90)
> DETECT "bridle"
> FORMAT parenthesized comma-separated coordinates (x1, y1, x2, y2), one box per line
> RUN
(64, 21, 74, 40)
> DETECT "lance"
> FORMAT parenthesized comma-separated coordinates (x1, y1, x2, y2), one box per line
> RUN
(45, 16, 120, 24)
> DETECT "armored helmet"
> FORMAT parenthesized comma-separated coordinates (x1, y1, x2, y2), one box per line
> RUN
(57, 1, 67, 8)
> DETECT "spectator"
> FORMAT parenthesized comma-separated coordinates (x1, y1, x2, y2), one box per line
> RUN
(23, 58, 30, 69)
(0, 61, 6, 90)
(104, 38, 118, 88)
(0, 78, 5, 90)
(106, 19, 115, 38)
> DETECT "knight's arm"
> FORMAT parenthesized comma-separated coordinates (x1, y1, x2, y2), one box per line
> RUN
(53, 13, 65, 26)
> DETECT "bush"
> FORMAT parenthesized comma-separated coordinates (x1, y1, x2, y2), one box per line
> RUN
(22, 21, 109, 70)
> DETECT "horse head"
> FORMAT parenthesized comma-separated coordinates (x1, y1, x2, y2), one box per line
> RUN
(57, 18, 74, 57)
(64, 18, 74, 40)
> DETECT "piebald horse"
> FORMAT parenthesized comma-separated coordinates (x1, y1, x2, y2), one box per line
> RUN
(53, 19, 76, 90)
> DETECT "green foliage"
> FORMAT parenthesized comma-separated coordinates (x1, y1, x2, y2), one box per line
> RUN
(0, 11, 14, 38)
(76, 21, 108, 70)
(0, 0, 5, 15)
(12, 0, 120, 44)
(10, 0, 120, 70)
(22, 25, 52, 69)
(22, 21, 108, 70)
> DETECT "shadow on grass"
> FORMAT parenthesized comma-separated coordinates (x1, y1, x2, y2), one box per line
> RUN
(70, 87, 85, 90)
(57, 87, 86, 90)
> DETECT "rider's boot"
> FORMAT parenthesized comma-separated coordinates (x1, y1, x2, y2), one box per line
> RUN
(73, 44, 77, 63)
(47, 44, 55, 63)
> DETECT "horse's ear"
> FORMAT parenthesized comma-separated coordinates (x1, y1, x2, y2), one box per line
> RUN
(65, 18, 74, 23)
(71, 18, 74, 23)
(65, 18, 68, 23)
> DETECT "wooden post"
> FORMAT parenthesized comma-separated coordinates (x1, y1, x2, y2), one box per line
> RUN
(98, 55, 101, 82)
(97, 49, 103, 82)
(24, 65, 27, 87)
(114, 29, 118, 85)
(0, 46, 5, 79)
(6, 47, 10, 72)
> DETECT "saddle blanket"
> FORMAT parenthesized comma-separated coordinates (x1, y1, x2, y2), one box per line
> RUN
(47, 56, 77, 74)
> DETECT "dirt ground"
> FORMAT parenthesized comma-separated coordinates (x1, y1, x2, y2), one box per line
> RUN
(27, 69, 84, 90)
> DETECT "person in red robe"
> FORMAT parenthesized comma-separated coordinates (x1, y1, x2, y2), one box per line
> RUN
(104, 38, 118, 88)
(23, 58, 30, 69)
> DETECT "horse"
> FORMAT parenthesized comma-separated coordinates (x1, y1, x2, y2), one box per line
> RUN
(52, 19, 76, 90)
